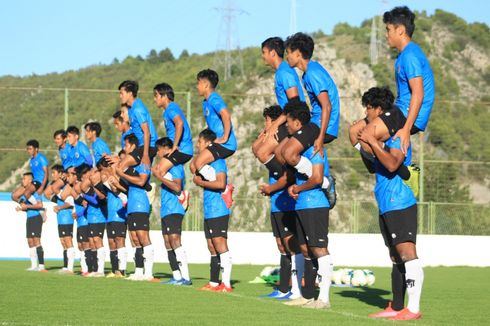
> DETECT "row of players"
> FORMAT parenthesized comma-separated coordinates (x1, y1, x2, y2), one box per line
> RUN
(13, 6, 433, 321)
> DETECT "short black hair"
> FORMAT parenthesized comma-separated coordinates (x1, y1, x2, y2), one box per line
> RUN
(383, 6, 416, 38)
(66, 126, 79, 136)
(96, 157, 110, 169)
(285, 32, 314, 60)
(53, 129, 66, 138)
(361, 87, 395, 112)
(85, 122, 102, 137)
(124, 133, 139, 147)
(197, 69, 219, 88)
(155, 137, 173, 149)
(118, 80, 139, 97)
(284, 101, 311, 125)
(198, 128, 217, 142)
(51, 164, 64, 173)
(26, 139, 39, 148)
(23, 172, 33, 178)
(261, 37, 285, 58)
(112, 110, 124, 121)
(263, 105, 283, 121)
(153, 83, 175, 101)
(76, 163, 92, 179)
(118, 150, 125, 157)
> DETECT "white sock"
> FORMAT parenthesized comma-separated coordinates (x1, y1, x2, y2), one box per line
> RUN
(134, 267, 144, 277)
(29, 247, 38, 269)
(39, 264, 45, 270)
(97, 247, 105, 274)
(163, 172, 173, 181)
(117, 247, 127, 271)
(405, 259, 424, 313)
(317, 255, 333, 304)
(143, 244, 154, 277)
(198, 164, 216, 181)
(65, 196, 74, 207)
(294, 156, 313, 177)
(117, 192, 128, 206)
(220, 251, 232, 288)
(80, 250, 88, 273)
(67, 247, 75, 272)
(28, 195, 38, 204)
(173, 270, 183, 280)
(321, 177, 330, 189)
(291, 254, 304, 297)
(174, 246, 190, 281)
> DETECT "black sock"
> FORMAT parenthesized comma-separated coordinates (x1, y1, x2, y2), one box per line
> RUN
(303, 258, 316, 300)
(85, 249, 92, 272)
(135, 247, 144, 268)
(63, 249, 68, 268)
(36, 246, 45, 265)
(167, 249, 179, 272)
(92, 250, 98, 272)
(110, 250, 118, 273)
(391, 263, 406, 311)
(264, 156, 285, 179)
(210, 255, 220, 284)
(279, 254, 292, 293)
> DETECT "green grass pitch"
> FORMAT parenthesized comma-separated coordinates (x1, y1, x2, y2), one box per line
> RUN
(0, 261, 488, 325)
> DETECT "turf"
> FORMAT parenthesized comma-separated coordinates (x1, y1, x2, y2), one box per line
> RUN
(0, 261, 488, 325)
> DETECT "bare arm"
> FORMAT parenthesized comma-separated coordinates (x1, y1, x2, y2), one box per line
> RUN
(141, 122, 151, 166)
(172, 115, 184, 152)
(313, 91, 332, 157)
(193, 173, 226, 191)
(215, 109, 232, 144)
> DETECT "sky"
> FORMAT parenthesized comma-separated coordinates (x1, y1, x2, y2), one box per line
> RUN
(1, 0, 489, 77)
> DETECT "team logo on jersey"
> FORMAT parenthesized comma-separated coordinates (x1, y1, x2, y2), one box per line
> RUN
(205, 108, 210, 116)
(75, 152, 80, 158)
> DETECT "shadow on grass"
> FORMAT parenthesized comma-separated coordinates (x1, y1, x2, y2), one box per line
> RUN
(336, 287, 390, 309)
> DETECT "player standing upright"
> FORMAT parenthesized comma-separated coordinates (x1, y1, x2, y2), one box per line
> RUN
(84, 122, 111, 165)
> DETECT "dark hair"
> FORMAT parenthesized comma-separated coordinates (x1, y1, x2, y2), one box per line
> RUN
(361, 87, 395, 112)
(153, 83, 175, 101)
(198, 128, 217, 142)
(197, 69, 219, 88)
(112, 110, 124, 122)
(84, 122, 102, 137)
(284, 101, 311, 125)
(124, 133, 139, 147)
(285, 32, 314, 60)
(96, 157, 110, 169)
(26, 139, 39, 148)
(261, 37, 285, 58)
(51, 164, 64, 173)
(118, 80, 139, 97)
(53, 129, 66, 138)
(23, 172, 33, 177)
(76, 164, 92, 179)
(66, 126, 79, 136)
(155, 137, 173, 149)
(118, 150, 125, 157)
(263, 105, 283, 121)
(383, 6, 416, 37)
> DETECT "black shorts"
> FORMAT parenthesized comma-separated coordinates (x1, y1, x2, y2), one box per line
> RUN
(207, 143, 235, 160)
(379, 204, 417, 247)
(58, 224, 74, 238)
(295, 208, 329, 248)
(204, 215, 229, 239)
(26, 215, 43, 238)
(323, 133, 337, 144)
(129, 146, 157, 165)
(161, 214, 184, 235)
(379, 107, 422, 137)
(291, 122, 320, 149)
(127, 212, 150, 231)
(88, 223, 105, 238)
(77, 226, 89, 243)
(164, 151, 193, 166)
(32, 181, 46, 191)
(107, 221, 127, 239)
(271, 211, 297, 239)
(277, 123, 290, 143)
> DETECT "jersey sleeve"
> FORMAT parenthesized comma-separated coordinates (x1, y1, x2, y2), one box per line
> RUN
(210, 95, 227, 114)
(81, 144, 94, 166)
(386, 138, 402, 151)
(166, 107, 178, 120)
(133, 106, 148, 125)
(309, 68, 329, 97)
(278, 69, 300, 93)
(40, 154, 49, 168)
(403, 53, 423, 80)
(212, 159, 228, 175)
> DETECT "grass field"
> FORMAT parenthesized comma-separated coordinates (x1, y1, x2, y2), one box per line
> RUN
(0, 261, 488, 325)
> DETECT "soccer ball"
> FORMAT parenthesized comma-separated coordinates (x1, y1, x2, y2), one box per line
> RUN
(331, 269, 343, 285)
(341, 269, 354, 285)
(363, 269, 376, 286)
(351, 269, 367, 286)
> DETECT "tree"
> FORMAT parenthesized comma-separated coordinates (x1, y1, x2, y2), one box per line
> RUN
(147, 49, 159, 64)
(179, 49, 190, 59)
(158, 48, 175, 62)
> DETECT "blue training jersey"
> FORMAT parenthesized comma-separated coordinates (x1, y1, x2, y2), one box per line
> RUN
(374, 137, 417, 215)
(25, 192, 42, 219)
(92, 138, 111, 165)
(127, 163, 151, 214)
(294, 147, 330, 211)
(59, 144, 72, 170)
(70, 141, 93, 168)
(106, 191, 127, 223)
(163, 102, 193, 156)
(202, 92, 237, 151)
(302, 60, 340, 138)
(160, 164, 186, 217)
(85, 194, 106, 224)
(56, 197, 73, 225)
(275, 61, 305, 108)
(394, 42, 435, 131)
(128, 98, 157, 147)
(203, 159, 229, 219)
(30, 152, 48, 183)
(269, 173, 295, 213)
(75, 203, 88, 227)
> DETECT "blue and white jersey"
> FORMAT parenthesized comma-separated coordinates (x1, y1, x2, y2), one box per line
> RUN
(106, 191, 127, 223)
(302, 60, 340, 138)
(160, 164, 185, 218)
(92, 138, 111, 165)
(294, 147, 330, 211)
(203, 159, 229, 219)
(85, 195, 106, 224)
(70, 141, 93, 168)
(275, 61, 305, 108)
(395, 41, 435, 131)
(128, 98, 157, 147)
(127, 163, 151, 214)
(120, 129, 133, 151)
(56, 197, 73, 225)
(25, 192, 42, 219)
(75, 203, 88, 227)
(374, 137, 417, 215)
(30, 152, 48, 183)
(59, 144, 72, 170)
(269, 174, 295, 213)
(202, 92, 237, 151)
(163, 102, 193, 156)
